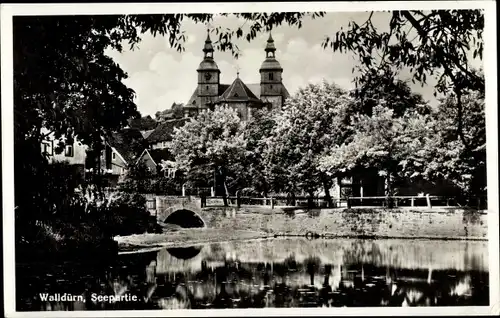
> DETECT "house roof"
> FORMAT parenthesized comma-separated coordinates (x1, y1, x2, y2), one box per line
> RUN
(149, 148, 175, 164)
(107, 128, 147, 164)
(141, 129, 155, 139)
(216, 77, 262, 103)
(128, 115, 157, 131)
(147, 118, 189, 143)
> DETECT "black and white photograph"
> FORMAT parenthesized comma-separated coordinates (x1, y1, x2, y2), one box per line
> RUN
(1, 1, 499, 317)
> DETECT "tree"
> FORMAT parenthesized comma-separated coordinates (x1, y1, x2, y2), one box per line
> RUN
(14, 12, 322, 222)
(319, 104, 431, 201)
(172, 103, 185, 119)
(399, 90, 486, 202)
(323, 10, 484, 152)
(168, 106, 246, 206)
(238, 108, 277, 197)
(263, 82, 354, 207)
(119, 161, 155, 194)
(349, 65, 433, 117)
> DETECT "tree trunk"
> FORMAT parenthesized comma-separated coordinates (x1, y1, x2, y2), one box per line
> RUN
(307, 191, 315, 209)
(221, 169, 229, 207)
(384, 172, 394, 208)
(321, 174, 334, 208)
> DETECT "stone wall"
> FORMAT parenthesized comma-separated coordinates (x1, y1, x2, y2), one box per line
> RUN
(199, 207, 488, 240)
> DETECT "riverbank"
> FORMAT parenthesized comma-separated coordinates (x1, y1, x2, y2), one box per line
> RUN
(115, 207, 488, 252)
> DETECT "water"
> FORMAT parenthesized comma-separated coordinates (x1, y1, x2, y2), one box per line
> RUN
(16, 238, 489, 311)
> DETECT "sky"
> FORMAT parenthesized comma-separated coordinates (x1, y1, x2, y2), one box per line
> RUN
(104, 11, 483, 117)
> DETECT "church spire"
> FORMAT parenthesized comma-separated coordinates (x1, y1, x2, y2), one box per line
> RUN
(265, 32, 276, 58)
(203, 30, 214, 59)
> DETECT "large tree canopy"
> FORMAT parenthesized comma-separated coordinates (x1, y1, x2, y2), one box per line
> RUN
(262, 82, 353, 204)
(322, 10, 484, 152)
(167, 105, 246, 205)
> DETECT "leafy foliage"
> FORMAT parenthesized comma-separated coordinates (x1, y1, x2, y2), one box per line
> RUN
(322, 10, 485, 153)
(238, 108, 277, 196)
(168, 106, 246, 202)
(322, 10, 484, 95)
(119, 161, 184, 195)
(263, 82, 354, 200)
(400, 90, 486, 197)
(350, 65, 432, 117)
(319, 104, 431, 196)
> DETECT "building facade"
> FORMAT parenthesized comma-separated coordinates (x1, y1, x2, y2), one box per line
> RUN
(184, 32, 289, 120)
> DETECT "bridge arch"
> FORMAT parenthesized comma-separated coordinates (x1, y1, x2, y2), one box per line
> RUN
(163, 209, 206, 228)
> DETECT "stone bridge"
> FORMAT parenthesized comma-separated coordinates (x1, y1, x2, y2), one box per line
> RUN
(148, 195, 207, 228)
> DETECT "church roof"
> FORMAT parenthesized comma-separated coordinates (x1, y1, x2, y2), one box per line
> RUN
(265, 33, 276, 51)
(260, 58, 282, 70)
(186, 84, 230, 106)
(216, 77, 262, 103)
(185, 82, 290, 107)
(197, 59, 220, 71)
(246, 83, 261, 99)
(203, 33, 214, 53)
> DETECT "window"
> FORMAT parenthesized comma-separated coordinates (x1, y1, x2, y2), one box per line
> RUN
(206, 85, 209, 90)
(112, 152, 116, 160)
(270, 85, 273, 89)
(269, 73, 274, 80)
(65, 145, 74, 157)
(164, 168, 176, 178)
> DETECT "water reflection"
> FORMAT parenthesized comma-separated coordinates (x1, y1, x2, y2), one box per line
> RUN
(16, 238, 489, 311)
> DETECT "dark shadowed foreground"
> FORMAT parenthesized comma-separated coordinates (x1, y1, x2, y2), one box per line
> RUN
(16, 238, 488, 310)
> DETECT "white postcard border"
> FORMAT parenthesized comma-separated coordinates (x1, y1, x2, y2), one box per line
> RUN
(1, 1, 498, 317)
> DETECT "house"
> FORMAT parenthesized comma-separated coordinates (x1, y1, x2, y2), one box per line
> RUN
(136, 148, 177, 177)
(99, 128, 148, 186)
(133, 117, 190, 178)
(40, 128, 88, 183)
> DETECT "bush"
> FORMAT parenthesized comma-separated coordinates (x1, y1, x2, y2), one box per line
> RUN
(16, 189, 161, 261)
(96, 192, 161, 236)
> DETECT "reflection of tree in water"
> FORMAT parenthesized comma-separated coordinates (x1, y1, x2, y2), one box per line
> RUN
(18, 239, 490, 311)
(17, 251, 159, 311)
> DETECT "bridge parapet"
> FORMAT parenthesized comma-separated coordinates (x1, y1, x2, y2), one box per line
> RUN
(151, 195, 204, 224)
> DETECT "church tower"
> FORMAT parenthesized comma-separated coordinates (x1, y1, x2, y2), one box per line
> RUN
(196, 31, 220, 109)
(259, 33, 285, 110)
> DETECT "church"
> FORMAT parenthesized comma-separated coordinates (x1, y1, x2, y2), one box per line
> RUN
(182, 32, 290, 121)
